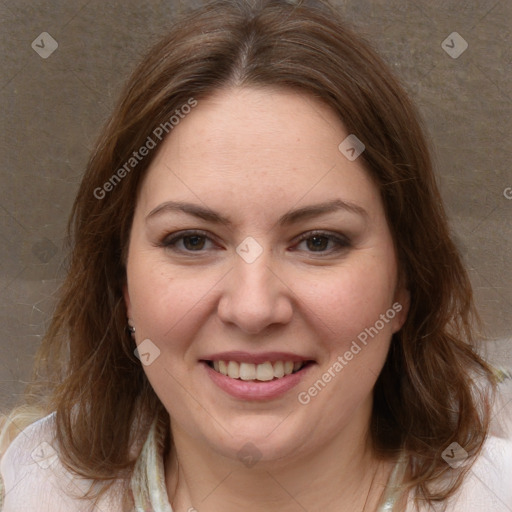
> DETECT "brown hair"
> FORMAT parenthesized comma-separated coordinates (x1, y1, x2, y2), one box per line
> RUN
(5, 0, 496, 508)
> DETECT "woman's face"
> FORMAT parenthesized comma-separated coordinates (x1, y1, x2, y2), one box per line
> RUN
(124, 87, 409, 464)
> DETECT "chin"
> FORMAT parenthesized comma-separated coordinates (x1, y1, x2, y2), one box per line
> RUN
(200, 414, 315, 465)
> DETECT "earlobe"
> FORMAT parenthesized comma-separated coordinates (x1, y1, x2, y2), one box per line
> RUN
(392, 287, 410, 333)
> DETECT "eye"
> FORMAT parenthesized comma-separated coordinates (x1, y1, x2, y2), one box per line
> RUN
(293, 231, 350, 254)
(160, 230, 216, 252)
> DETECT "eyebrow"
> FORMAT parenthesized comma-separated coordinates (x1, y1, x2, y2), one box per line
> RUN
(146, 199, 368, 226)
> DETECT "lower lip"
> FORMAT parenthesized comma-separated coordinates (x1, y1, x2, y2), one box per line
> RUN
(202, 362, 313, 401)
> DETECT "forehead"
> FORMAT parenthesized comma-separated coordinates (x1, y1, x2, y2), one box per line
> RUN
(138, 87, 381, 220)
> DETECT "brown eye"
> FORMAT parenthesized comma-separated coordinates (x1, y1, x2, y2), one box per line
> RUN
(160, 230, 215, 253)
(182, 235, 206, 250)
(293, 231, 351, 255)
(306, 235, 329, 251)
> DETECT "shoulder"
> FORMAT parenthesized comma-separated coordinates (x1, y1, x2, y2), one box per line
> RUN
(427, 368, 512, 511)
(0, 413, 125, 512)
(465, 368, 512, 508)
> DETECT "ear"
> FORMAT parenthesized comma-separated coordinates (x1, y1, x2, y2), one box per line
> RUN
(123, 283, 132, 319)
(391, 284, 410, 334)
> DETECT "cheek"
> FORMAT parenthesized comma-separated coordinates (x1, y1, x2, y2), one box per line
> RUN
(296, 255, 398, 354)
(126, 253, 220, 352)
(126, 259, 220, 405)
(292, 259, 398, 421)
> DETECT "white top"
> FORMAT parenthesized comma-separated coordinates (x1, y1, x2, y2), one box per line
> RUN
(1, 371, 511, 511)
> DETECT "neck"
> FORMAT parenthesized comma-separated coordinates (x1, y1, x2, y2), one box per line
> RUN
(164, 403, 399, 512)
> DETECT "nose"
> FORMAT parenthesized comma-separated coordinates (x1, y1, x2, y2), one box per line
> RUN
(217, 249, 294, 335)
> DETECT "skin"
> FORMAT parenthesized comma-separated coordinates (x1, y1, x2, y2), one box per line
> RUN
(124, 86, 410, 512)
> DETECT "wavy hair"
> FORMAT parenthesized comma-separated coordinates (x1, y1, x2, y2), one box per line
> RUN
(2, 0, 496, 508)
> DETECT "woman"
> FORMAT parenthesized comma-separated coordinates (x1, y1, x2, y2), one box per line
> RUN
(1, 0, 510, 510)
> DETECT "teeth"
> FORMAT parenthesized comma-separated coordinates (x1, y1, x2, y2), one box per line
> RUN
(239, 362, 256, 381)
(256, 362, 274, 381)
(227, 361, 240, 379)
(273, 361, 284, 378)
(211, 360, 305, 381)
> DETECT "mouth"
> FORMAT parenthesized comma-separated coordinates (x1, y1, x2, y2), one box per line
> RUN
(200, 353, 316, 400)
(203, 359, 315, 382)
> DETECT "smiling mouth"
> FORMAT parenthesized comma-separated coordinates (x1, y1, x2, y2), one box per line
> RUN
(205, 360, 314, 382)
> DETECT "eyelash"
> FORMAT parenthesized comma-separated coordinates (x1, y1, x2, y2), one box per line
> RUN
(294, 230, 351, 254)
(159, 230, 351, 255)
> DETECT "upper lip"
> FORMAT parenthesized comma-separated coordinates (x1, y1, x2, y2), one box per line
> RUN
(200, 351, 314, 365)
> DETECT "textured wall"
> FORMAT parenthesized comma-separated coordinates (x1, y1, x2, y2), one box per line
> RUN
(0, 0, 511, 411)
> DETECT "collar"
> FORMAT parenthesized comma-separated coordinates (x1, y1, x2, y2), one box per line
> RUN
(130, 419, 173, 512)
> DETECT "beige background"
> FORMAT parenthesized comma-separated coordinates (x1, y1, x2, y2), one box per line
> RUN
(0, 0, 511, 411)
